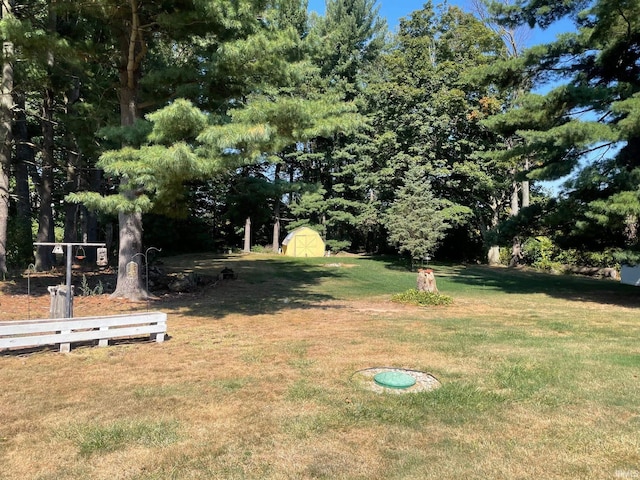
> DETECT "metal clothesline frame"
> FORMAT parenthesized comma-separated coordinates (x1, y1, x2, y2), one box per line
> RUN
(34, 242, 107, 318)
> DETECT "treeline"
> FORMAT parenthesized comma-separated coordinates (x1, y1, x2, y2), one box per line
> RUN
(0, 0, 637, 297)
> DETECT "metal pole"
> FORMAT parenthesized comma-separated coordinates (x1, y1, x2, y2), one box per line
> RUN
(66, 243, 73, 318)
(27, 264, 35, 320)
(132, 247, 160, 312)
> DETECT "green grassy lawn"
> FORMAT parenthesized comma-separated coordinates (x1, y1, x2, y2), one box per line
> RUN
(1, 253, 639, 479)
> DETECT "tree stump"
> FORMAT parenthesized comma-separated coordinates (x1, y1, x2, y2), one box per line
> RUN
(417, 269, 438, 293)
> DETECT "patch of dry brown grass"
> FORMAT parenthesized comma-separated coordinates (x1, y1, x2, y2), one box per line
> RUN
(1, 255, 639, 479)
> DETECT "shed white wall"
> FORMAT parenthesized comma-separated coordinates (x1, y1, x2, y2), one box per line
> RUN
(620, 265, 640, 286)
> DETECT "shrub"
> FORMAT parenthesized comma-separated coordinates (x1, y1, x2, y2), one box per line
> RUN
(522, 236, 563, 272)
(325, 239, 350, 253)
(79, 275, 104, 296)
(499, 247, 511, 265)
(250, 245, 271, 253)
(391, 289, 453, 306)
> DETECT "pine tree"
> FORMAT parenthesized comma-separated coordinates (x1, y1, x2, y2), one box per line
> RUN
(296, 0, 386, 251)
(65, 0, 272, 299)
(364, 2, 505, 258)
(383, 165, 448, 262)
(486, 0, 640, 261)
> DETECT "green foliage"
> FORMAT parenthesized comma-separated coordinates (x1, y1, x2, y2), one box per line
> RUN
(391, 289, 454, 307)
(555, 248, 622, 269)
(146, 99, 208, 145)
(360, 2, 508, 257)
(484, 0, 640, 260)
(68, 101, 222, 218)
(325, 239, 351, 252)
(78, 275, 104, 296)
(6, 217, 33, 269)
(522, 236, 561, 271)
(383, 167, 450, 261)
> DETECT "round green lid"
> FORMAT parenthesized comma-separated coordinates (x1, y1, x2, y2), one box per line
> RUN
(374, 371, 416, 389)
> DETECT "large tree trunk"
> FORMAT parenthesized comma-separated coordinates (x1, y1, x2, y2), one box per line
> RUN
(0, 2, 14, 275)
(110, 0, 147, 299)
(34, 88, 56, 271)
(510, 181, 519, 216)
(111, 193, 147, 299)
(63, 76, 81, 246)
(486, 195, 501, 265)
(64, 140, 80, 242)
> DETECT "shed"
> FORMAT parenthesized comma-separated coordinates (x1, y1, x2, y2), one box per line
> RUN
(281, 227, 325, 257)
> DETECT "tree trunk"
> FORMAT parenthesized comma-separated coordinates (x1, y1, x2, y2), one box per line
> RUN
(0, 3, 14, 275)
(272, 163, 281, 253)
(510, 181, 519, 216)
(509, 236, 522, 267)
(14, 93, 32, 222)
(272, 215, 280, 253)
(110, 0, 147, 299)
(243, 217, 251, 253)
(417, 268, 438, 293)
(63, 75, 81, 246)
(111, 199, 147, 299)
(486, 195, 501, 265)
(34, 88, 56, 271)
(63, 147, 80, 245)
(521, 157, 530, 208)
(487, 245, 501, 265)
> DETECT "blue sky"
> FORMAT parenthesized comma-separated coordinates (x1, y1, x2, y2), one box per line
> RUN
(307, 0, 573, 48)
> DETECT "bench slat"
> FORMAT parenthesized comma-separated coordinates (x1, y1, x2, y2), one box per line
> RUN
(0, 325, 165, 349)
(0, 312, 166, 335)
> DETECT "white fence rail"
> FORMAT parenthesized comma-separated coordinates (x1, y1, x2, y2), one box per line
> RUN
(0, 311, 167, 353)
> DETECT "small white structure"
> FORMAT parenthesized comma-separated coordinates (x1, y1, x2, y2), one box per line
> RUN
(620, 265, 640, 286)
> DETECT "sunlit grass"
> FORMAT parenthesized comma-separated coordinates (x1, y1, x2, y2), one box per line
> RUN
(60, 420, 180, 457)
(1, 253, 639, 479)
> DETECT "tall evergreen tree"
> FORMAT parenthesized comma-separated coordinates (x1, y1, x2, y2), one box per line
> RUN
(293, 0, 386, 251)
(364, 2, 505, 258)
(383, 165, 448, 262)
(486, 0, 640, 261)
(66, 0, 272, 299)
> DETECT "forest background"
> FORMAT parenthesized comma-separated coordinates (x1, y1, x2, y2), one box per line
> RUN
(0, 0, 638, 299)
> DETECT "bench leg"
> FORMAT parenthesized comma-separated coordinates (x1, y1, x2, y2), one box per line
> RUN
(58, 330, 71, 353)
(98, 326, 109, 347)
(151, 323, 166, 343)
(150, 332, 165, 343)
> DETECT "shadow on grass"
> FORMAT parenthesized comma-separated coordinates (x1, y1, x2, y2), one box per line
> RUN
(443, 264, 640, 308)
(3, 254, 639, 320)
(367, 254, 640, 308)
(154, 255, 346, 319)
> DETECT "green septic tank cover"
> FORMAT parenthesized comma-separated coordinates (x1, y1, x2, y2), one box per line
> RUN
(374, 371, 416, 389)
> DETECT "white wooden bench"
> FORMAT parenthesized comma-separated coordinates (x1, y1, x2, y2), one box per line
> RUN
(0, 311, 167, 353)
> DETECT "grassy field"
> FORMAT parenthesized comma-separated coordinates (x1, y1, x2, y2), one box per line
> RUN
(1, 253, 639, 479)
